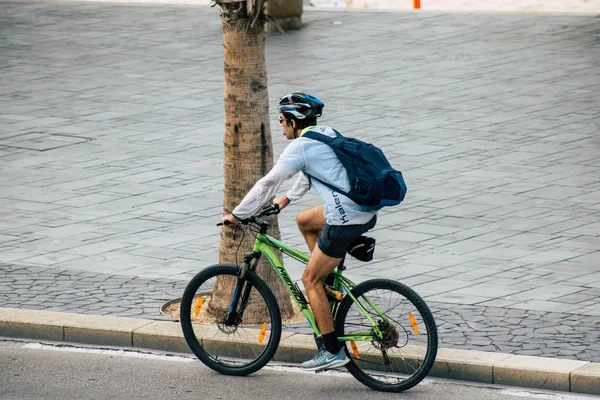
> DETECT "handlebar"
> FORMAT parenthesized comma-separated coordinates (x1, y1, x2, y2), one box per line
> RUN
(217, 204, 280, 227)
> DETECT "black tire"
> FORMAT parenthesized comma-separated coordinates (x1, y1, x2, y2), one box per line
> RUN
(335, 279, 438, 392)
(180, 264, 282, 376)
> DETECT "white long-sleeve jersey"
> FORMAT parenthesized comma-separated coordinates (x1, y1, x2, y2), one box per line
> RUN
(232, 126, 377, 225)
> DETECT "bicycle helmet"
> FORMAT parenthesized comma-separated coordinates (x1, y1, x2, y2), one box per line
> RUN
(278, 92, 324, 120)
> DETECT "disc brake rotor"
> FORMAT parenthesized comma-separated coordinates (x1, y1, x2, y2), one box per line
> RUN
(216, 311, 240, 334)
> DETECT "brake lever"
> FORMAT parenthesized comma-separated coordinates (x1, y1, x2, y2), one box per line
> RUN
(219, 203, 280, 226)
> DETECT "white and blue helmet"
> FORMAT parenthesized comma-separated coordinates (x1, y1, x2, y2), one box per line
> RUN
(278, 92, 324, 120)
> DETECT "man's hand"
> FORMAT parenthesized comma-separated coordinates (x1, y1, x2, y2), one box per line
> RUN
(273, 196, 291, 211)
(221, 214, 240, 226)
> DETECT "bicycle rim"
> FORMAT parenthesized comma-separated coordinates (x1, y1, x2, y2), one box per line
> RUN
(336, 279, 438, 392)
(180, 264, 282, 376)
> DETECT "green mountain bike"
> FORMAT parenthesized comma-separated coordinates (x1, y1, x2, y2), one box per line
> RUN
(180, 205, 438, 392)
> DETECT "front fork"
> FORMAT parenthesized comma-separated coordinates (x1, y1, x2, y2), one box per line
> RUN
(224, 252, 261, 326)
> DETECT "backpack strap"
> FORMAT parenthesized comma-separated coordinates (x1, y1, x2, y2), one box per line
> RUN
(302, 130, 329, 143)
(301, 129, 352, 199)
(302, 129, 342, 143)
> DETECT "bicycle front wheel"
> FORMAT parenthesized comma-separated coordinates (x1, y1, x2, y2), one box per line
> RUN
(180, 264, 282, 376)
(335, 279, 438, 392)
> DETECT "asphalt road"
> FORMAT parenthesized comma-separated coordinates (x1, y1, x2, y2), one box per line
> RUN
(0, 340, 595, 400)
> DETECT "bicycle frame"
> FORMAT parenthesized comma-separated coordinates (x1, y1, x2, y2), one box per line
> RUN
(247, 232, 387, 341)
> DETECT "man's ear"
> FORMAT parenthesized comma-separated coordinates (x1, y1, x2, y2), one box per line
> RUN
(291, 119, 297, 130)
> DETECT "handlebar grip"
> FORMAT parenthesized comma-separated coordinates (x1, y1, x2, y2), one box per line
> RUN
(216, 220, 232, 226)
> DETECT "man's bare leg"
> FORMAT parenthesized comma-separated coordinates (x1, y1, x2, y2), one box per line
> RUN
(302, 245, 341, 336)
(297, 204, 336, 333)
(299, 245, 350, 370)
(297, 206, 351, 369)
(296, 204, 326, 252)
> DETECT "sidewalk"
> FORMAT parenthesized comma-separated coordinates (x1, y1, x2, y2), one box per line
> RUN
(0, 0, 599, 392)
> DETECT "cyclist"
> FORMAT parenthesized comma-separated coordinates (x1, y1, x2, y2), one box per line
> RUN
(221, 92, 377, 371)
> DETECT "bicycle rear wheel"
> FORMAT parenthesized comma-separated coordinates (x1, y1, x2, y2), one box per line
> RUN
(180, 264, 282, 376)
(335, 279, 438, 392)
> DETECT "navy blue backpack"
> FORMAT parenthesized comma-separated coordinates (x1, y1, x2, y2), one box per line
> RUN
(303, 129, 407, 210)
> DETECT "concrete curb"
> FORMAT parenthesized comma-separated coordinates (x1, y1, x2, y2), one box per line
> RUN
(1, 307, 598, 395)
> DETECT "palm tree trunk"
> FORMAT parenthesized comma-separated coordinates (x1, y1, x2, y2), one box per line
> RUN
(212, 1, 293, 323)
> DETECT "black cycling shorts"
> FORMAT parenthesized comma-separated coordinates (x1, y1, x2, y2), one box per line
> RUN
(317, 216, 377, 258)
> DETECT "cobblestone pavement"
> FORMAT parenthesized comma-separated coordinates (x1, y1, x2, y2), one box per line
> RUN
(1, 2, 599, 361)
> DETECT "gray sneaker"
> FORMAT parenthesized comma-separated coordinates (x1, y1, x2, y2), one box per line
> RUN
(300, 348, 349, 371)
